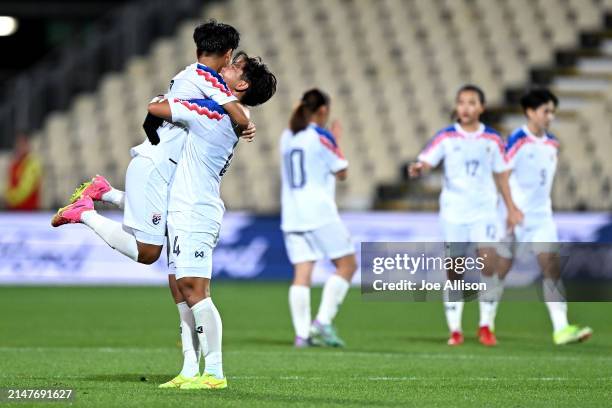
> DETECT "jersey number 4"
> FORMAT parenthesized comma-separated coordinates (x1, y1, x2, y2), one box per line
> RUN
(285, 149, 306, 189)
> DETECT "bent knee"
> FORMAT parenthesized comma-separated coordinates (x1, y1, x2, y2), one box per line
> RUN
(136, 241, 162, 264)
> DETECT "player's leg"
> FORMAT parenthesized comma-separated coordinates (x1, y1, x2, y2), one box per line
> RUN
(159, 273, 201, 388)
(491, 248, 513, 326)
(284, 231, 320, 347)
(442, 222, 469, 345)
(311, 221, 356, 347)
(168, 224, 226, 389)
(538, 248, 593, 345)
(51, 156, 165, 263)
(291, 261, 315, 347)
(177, 275, 226, 390)
(474, 219, 501, 346)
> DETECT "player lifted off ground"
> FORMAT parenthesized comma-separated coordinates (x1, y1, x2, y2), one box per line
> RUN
(493, 89, 592, 345)
(409, 85, 523, 347)
(147, 51, 277, 389)
(280, 89, 357, 348)
(51, 20, 254, 385)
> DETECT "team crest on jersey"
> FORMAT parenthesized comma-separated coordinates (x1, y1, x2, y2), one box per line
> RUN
(152, 213, 162, 225)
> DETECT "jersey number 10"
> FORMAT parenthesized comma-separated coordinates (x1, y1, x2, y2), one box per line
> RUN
(285, 149, 306, 189)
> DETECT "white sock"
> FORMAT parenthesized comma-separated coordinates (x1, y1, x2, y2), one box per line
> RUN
(177, 302, 200, 377)
(101, 188, 125, 209)
(315, 274, 350, 325)
(444, 301, 464, 333)
(289, 285, 311, 339)
(478, 275, 502, 329)
(490, 278, 505, 330)
(81, 211, 138, 261)
(443, 286, 464, 332)
(192, 298, 223, 379)
(543, 278, 568, 332)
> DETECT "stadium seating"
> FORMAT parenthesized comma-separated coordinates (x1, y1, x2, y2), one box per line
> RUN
(29, 0, 612, 211)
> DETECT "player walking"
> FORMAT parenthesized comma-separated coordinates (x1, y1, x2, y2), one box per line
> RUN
(493, 89, 592, 345)
(410, 85, 523, 346)
(280, 89, 357, 348)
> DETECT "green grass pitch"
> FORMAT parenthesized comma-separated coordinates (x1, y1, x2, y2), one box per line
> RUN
(1, 284, 611, 407)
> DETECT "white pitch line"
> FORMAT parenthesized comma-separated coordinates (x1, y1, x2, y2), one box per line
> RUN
(2, 374, 608, 382)
(0, 347, 609, 363)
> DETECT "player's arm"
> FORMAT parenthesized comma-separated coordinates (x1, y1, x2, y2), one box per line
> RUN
(492, 136, 524, 230)
(147, 99, 172, 122)
(408, 161, 433, 177)
(142, 95, 166, 145)
(494, 170, 524, 231)
(409, 132, 444, 178)
(330, 120, 348, 180)
(199, 81, 255, 140)
(225, 102, 255, 142)
(222, 101, 252, 133)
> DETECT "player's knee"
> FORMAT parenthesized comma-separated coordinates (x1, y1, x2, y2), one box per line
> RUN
(137, 252, 159, 265)
(338, 255, 357, 275)
(136, 245, 162, 265)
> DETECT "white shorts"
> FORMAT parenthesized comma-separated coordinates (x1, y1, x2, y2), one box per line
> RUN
(167, 211, 220, 280)
(442, 217, 500, 257)
(442, 217, 500, 242)
(498, 214, 559, 258)
(123, 155, 168, 245)
(283, 220, 355, 264)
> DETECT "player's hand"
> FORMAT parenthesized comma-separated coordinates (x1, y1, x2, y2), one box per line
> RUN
(408, 162, 424, 178)
(506, 207, 524, 232)
(240, 121, 256, 142)
(330, 120, 343, 142)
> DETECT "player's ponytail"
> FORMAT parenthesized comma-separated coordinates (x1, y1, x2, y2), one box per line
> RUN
(289, 88, 330, 134)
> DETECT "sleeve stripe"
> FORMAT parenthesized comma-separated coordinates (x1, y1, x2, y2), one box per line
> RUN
(506, 137, 530, 160)
(319, 136, 345, 159)
(478, 133, 507, 161)
(545, 139, 560, 148)
(175, 98, 225, 121)
(421, 132, 459, 154)
(195, 69, 234, 97)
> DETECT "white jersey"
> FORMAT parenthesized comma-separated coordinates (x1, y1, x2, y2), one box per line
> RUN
(280, 124, 348, 232)
(130, 62, 237, 182)
(418, 123, 508, 224)
(506, 125, 559, 216)
(167, 97, 238, 230)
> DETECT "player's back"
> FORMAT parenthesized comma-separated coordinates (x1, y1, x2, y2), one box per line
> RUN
(280, 124, 348, 232)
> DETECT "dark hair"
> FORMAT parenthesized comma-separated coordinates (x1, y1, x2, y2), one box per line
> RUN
(289, 89, 330, 133)
(456, 84, 486, 105)
(232, 51, 277, 107)
(520, 88, 558, 113)
(193, 19, 240, 57)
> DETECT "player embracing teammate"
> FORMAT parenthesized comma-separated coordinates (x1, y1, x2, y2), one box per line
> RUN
(52, 20, 278, 388)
